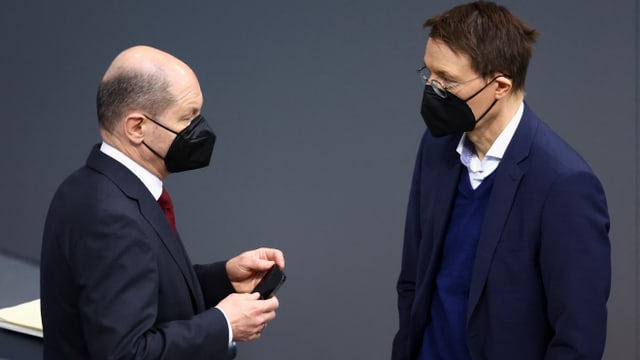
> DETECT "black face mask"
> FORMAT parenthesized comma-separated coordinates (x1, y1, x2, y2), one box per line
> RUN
(420, 78, 499, 137)
(143, 114, 216, 173)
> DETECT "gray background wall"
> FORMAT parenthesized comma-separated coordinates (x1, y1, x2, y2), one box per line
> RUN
(0, 0, 637, 359)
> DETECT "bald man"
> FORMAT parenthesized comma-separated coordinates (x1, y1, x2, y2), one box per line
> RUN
(40, 46, 283, 359)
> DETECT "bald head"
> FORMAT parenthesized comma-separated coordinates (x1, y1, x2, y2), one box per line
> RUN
(97, 45, 199, 133)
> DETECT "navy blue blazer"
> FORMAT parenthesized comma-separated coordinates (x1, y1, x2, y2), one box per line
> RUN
(392, 104, 611, 360)
(41, 145, 237, 359)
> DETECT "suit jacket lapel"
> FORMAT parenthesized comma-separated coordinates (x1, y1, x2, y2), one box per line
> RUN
(429, 139, 463, 255)
(85, 145, 204, 312)
(416, 135, 462, 304)
(138, 195, 206, 312)
(466, 104, 539, 322)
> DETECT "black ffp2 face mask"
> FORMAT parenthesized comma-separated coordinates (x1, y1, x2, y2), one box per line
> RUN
(143, 114, 216, 173)
(420, 78, 498, 137)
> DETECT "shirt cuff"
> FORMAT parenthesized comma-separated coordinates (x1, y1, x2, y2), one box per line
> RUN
(215, 306, 234, 348)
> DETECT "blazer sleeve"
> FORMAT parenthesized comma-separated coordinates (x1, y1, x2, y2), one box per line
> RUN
(540, 170, 611, 359)
(70, 206, 231, 360)
(194, 262, 236, 308)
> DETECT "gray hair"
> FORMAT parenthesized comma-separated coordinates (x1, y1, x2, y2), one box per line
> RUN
(96, 69, 174, 132)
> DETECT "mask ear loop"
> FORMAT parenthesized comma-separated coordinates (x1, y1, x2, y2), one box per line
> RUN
(141, 114, 177, 160)
(143, 141, 166, 160)
(140, 114, 206, 161)
(143, 114, 179, 135)
(464, 75, 508, 123)
(475, 99, 498, 123)
(463, 75, 501, 102)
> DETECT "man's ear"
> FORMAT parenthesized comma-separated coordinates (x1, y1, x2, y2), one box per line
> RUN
(123, 113, 146, 144)
(494, 75, 513, 100)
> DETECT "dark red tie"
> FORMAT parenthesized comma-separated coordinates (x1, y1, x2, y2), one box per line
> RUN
(158, 188, 177, 233)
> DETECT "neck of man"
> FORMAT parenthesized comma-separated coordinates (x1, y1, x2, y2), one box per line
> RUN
(466, 92, 524, 161)
(100, 129, 168, 180)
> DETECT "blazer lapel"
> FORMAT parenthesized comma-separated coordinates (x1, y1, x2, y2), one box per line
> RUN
(86, 145, 204, 312)
(138, 196, 206, 312)
(466, 104, 539, 322)
(416, 135, 462, 302)
(429, 140, 463, 256)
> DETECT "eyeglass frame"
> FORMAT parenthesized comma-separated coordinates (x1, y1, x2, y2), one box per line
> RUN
(417, 65, 484, 99)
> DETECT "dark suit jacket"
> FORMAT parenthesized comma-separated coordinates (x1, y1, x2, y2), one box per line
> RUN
(41, 145, 237, 359)
(392, 104, 611, 360)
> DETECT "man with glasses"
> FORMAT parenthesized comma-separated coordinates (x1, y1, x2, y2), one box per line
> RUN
(393, 2, 610, 360)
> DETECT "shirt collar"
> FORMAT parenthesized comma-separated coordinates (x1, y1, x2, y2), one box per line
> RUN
(100, 142, 164, 200)
(456, 101, 524, 160)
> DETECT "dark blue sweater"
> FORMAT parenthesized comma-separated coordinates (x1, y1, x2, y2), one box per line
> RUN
(419, 171, 496, 360)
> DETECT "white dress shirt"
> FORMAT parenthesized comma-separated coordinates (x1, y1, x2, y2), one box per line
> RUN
(456, 102, 524, 189)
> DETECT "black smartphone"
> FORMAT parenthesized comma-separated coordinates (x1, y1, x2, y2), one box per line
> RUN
(252, 264, 286, 299)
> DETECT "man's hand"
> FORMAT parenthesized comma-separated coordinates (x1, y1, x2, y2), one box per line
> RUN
(216, 293, 279, 341)
(226, 248, 285, 293)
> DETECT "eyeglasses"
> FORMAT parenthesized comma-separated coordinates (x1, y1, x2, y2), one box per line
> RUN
(417, 65, 481, 98)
